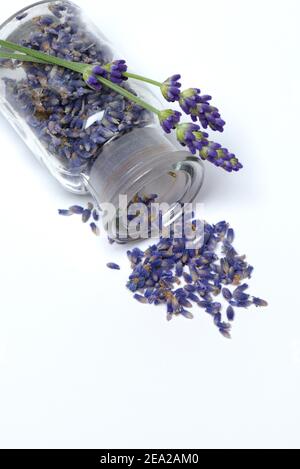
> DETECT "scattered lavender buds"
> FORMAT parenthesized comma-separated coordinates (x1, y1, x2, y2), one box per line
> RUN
(161, 75, 181, 102)
(107, 263, 121, 271)
(126, 219, 267, 339)
(16, 12, 28, 21)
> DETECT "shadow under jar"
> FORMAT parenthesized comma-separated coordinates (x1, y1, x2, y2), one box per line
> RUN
(0, 0, 204, 242)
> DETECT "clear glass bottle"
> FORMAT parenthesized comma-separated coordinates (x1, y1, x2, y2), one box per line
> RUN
(0, 0, 204, 241)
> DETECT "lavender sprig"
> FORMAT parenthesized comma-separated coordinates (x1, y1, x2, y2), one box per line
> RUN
(0, 39, 241, 173)
(176, 122, 242, 172)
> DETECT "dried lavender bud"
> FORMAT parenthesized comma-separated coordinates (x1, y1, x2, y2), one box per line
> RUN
(93, 209, 100, 222)
(3, 4, 152, 172)
(58, 209, 73, 216)
(16, 13, 28, 21)
(107, 263, 121, 271)
(134, 294, 148, 304)
(227, 228, 235, 244)
(222, 288, 233, 301)
(126, 218, 267, 339)
(180, 309, 194, 320)
(69, 205, 84, 215)
(90, 223, 100, 236)
(226, 306, 235, 322)
(252, 297, 268, 307)
(82, 209, 92, 224)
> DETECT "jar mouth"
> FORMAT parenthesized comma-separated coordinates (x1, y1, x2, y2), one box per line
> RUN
(114, 155, 204, 243)
(83, 126, 205, 243)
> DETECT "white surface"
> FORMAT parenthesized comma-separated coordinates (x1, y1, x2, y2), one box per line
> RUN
(0, 0, 299, 450)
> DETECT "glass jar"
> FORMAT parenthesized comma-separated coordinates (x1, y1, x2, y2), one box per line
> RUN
(0, 0, 204, 241)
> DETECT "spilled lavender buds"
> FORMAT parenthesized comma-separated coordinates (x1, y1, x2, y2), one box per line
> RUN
(126, 219, 267, 338)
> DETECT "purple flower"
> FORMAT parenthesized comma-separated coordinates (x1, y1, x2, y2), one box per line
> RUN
(92, 65, 108, 78)
(160, 74, 181, 102)
(86, 75, 102, 91)
(199, 142, 243, 172)
(176, 123, 209, 154)
(107, 60, 128, 84)
(158, 109, 182, 134)
(179, 88, 226, 132)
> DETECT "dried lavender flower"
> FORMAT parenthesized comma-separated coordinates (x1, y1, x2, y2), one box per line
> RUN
(90, 222, 100, 236)
(179, 88, 226, 133)
(226, 306, 235, 322)
(107, 263, 121, 271)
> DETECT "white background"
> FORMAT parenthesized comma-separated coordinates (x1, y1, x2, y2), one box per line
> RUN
(0, 0, 299, 449)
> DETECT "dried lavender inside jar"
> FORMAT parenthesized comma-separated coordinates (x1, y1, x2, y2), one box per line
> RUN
(0, 0, 153, 190)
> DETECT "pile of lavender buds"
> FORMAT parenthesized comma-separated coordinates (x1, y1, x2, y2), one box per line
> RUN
(2, 1, 152, 171)
(59, 199, 267, 338)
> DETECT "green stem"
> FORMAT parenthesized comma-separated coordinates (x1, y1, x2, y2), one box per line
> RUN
(102, 64, 161, 87)
(124, 72, 161, 87)
(0, 39, 160, 116)
(0, 51, 48, 64)
(97, 76, 159, 115)
(0, 39, 84, 73)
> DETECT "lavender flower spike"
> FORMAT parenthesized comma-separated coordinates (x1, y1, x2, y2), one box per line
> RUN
(179, 88, 226, 133)
(107, 60, 128, 84)
(161, 74, 181, 102)
(199, 142, 243, 172)
(158, 109, 182, 134)
(176, 123, 209, 154)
